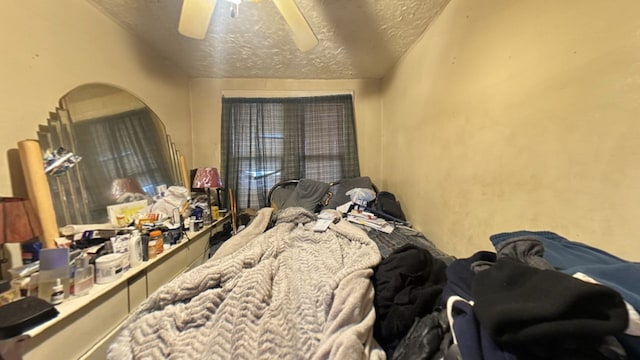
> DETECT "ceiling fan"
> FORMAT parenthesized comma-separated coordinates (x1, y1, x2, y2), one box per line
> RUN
(178, 0, 318, 52)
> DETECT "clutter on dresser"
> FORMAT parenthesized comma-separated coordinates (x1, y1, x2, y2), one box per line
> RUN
(1, 183, 228, 315)
(7, 220, 180, 305)
(0, 210, 231, 345)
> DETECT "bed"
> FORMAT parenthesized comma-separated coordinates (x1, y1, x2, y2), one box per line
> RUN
(107, 177, 640, 359)
(265, 178, 451, 261)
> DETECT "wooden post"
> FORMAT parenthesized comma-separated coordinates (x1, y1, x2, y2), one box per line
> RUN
(17, 139, 58, 248)
(179, 154, 190, 189)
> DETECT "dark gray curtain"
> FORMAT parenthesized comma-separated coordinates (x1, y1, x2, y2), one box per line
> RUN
(221, 95, 360, 210)
(73, 109, 173, 221)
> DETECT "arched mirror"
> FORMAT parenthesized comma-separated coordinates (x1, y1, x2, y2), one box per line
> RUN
(36, 83, 184, 228)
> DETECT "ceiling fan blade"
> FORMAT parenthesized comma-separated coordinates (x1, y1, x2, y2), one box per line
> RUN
(178, 0, 217, 39)
(272, 0, 318, 52)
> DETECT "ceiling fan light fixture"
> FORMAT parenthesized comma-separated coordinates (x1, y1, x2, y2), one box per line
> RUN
(178, 0, 217, 39)
(272, 0, 318, 52)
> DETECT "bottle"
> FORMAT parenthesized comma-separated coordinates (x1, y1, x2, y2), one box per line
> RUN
(73, 256, 95, 296)
(27, 273, 39, 297)
(50, 278, 65, 305)
(129, 230, 143, 267)
(203, 208, 212, 226)
(38, 248, 71, 302)
(148, 230, 163, 259)
(141, 232, 149, 261)
(189, 216, 195, 232)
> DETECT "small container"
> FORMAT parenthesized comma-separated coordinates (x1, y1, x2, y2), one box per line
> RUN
(95, 254, 124, 284)
(212, 206, 220, 220)
(189, 216, 195, 232)
(165, 225, 182, 245)
(0, 280, 20, 305)
(110, 234, 131, 272)
(73, 256, 94, 296)
(27, 273, 39, 297)
(116, 214, 127, 227)
(203, 209, 212, 226)
(148, 230, 164, 259)
(50, 278, 64, 305)
(38, 248, 70, 302)
(129, 230, 143, 267)
(141, 233, 150, 261)
(11, 277, 28, 298)
(21, 241, 43, 264)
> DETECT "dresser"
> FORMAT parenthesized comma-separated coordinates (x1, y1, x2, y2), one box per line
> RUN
(21, 215, 230, 360)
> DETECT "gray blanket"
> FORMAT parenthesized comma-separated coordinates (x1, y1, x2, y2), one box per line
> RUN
(108, 207, 385, 359)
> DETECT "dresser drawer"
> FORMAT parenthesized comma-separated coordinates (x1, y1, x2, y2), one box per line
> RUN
(23, 282, 129, 360)
(127, 270, 147, 312)
(187, 229, 210, 269)
(146, 248, 187, 295)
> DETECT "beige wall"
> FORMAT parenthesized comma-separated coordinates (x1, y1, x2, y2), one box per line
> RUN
(6, 0, 639, 263)
(189, 78, 382, 184)
(381, 0, 640, 260)
(0, 1, 191, 197)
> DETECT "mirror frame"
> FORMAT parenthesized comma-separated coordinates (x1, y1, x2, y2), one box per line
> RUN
(33, 83, 186, 229)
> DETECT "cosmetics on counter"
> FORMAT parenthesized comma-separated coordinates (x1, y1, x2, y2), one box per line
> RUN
(95, 253, 124, 284)
(8, 218, 189, 306)
(73, 255, 94, 296)
(37, 248, 70, 303)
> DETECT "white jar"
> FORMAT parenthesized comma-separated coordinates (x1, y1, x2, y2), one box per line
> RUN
(95, 254, 124, 284)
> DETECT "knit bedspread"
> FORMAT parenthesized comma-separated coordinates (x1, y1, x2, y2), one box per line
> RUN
(108, 207, 385, 359)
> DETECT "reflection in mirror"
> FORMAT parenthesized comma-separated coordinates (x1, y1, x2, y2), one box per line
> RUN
(37, 83, 184, 227)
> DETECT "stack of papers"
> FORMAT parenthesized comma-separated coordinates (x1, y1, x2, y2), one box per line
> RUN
(346, 211, 394, 234)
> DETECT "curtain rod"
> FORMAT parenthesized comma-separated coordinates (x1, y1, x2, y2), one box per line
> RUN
(221, 90, 354, 98)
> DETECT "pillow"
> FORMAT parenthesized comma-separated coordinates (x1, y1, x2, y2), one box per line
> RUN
(326, 176, 374, 209)
(280, 179, 331, 212)
(270, 185, 296, 210)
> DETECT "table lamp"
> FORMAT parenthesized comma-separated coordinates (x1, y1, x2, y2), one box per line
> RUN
(192, 167, 222, 221)
(1, 198, 42, 264)
(111, 177, 145, 202)
(0, 203, 57, 342)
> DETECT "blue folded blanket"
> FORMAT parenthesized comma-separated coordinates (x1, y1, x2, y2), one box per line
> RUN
(490, 230, 640, 313)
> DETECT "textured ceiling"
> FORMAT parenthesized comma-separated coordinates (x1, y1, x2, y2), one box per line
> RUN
(87, 0, 450, 79)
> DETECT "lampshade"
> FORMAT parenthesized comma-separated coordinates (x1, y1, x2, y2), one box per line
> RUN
(192, 168, 222, 189)
(111, 178, 144, 200)
(0, 197, 42, 245)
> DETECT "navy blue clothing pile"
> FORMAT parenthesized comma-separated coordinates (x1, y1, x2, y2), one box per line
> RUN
(473, 257, 628, 359)
(372, 244, 448, 357)
(373, 230, 640, 360)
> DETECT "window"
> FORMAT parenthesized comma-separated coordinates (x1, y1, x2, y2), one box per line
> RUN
(221, 95, 360, 209)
